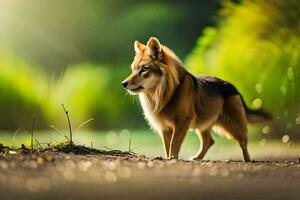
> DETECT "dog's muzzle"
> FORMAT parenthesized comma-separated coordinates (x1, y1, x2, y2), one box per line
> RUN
(121, 81, 129, 88)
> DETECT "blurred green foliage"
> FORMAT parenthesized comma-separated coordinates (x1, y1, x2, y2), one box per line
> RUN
(0, 54, 146, 129)
(0, 0, 220, 71)
(45, 64, 144, 129)
(0, 0, 220, 130)
(186, 0, 300, 138)
(0, 51, 48, 129)
(0, 0, 300, 140)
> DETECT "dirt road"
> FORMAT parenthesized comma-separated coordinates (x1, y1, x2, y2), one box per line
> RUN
(0, 148, 299, 200)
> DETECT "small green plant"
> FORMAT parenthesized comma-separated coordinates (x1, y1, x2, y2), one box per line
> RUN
(62, 104, 73, 144)
(31, 115, 35, 150)
(50, 104, 94, 145)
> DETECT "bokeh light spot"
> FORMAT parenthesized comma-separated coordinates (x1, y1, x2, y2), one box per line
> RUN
(282, 135, 290, 143)
(252, 98, 262, 109)
(261, 126, 270, 134)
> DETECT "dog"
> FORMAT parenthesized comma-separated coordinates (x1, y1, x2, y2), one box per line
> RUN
(122, 37, 271, 162)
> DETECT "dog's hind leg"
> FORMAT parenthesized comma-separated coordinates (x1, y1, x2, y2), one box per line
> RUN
(221, 121, 251, 162)
(239, 139, 251, 162)
(219, 118, 251, 162)
(190, 128, 214, 160)
(218, 95, 251, 162)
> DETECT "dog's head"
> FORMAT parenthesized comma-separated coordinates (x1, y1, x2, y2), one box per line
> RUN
(122, 37, 167, 95)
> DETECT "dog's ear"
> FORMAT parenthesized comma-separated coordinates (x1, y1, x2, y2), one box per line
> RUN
(147, 37, 163, 59)
(134, 40, 146, 54)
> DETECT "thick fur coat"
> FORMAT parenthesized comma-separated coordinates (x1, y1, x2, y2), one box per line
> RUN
(122, 37, 271, 161)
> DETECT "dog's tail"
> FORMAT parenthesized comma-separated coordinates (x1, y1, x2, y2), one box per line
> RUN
(245, 107, 272, 123)
(240, 96, 272, 123)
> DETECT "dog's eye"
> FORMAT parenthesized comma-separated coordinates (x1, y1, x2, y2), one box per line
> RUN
(140, 66, 149, 73)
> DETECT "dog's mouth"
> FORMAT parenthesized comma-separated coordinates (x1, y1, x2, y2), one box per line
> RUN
(128, 86, 144, 93)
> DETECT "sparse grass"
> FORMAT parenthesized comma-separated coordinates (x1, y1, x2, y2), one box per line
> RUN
(31, 114, 35, 150)
(0, 105, 137, 158)
(0, 104, 298, 161)
(62, 104, 73, 144)
(1, 129, 299, 161)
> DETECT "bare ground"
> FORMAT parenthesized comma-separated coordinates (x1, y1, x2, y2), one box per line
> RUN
(0, 145, 300, 200)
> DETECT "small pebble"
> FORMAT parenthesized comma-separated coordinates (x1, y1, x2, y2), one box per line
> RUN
(104, 171, 118, 183)
(46, 155, 55, 162)
(137, 161, 146, 169)
(8, 150, 18, 155)
(0, 161, 8, 169)
(152, 156, 163, 160)
(36, 157, 44, 165)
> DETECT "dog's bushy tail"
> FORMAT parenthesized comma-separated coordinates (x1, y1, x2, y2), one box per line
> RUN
(240, 96, 272, 123)
(245, 108, 272, 123)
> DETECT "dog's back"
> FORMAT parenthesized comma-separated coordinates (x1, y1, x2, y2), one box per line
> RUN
(196, 74, 271, 124)
(196, 75, 239, 97)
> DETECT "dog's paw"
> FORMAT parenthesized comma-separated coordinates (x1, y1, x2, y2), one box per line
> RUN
(168, 155, 179, 160)
(189, 156, 202, 161)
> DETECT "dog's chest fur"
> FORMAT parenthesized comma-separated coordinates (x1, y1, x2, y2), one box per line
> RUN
(139, 94, 167, 133)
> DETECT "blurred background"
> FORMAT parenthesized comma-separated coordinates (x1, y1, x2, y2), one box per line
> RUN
(0, 0, 299, 158)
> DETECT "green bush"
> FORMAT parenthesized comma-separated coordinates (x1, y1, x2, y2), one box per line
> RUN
(46, 63, 144, 129)
(0, 55, 145, 130)
(186, 0, 300, 138)
(0, 52, 48, 129)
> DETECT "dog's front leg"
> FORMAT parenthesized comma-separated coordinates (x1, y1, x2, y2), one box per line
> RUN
(161, 128, 173, 159)
(169, 120, 190, 159)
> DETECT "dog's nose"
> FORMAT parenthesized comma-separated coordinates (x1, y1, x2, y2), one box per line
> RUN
(121, 81, 129, 88)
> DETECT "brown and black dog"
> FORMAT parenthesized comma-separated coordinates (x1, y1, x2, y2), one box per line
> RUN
(122, 37, 271, 162)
